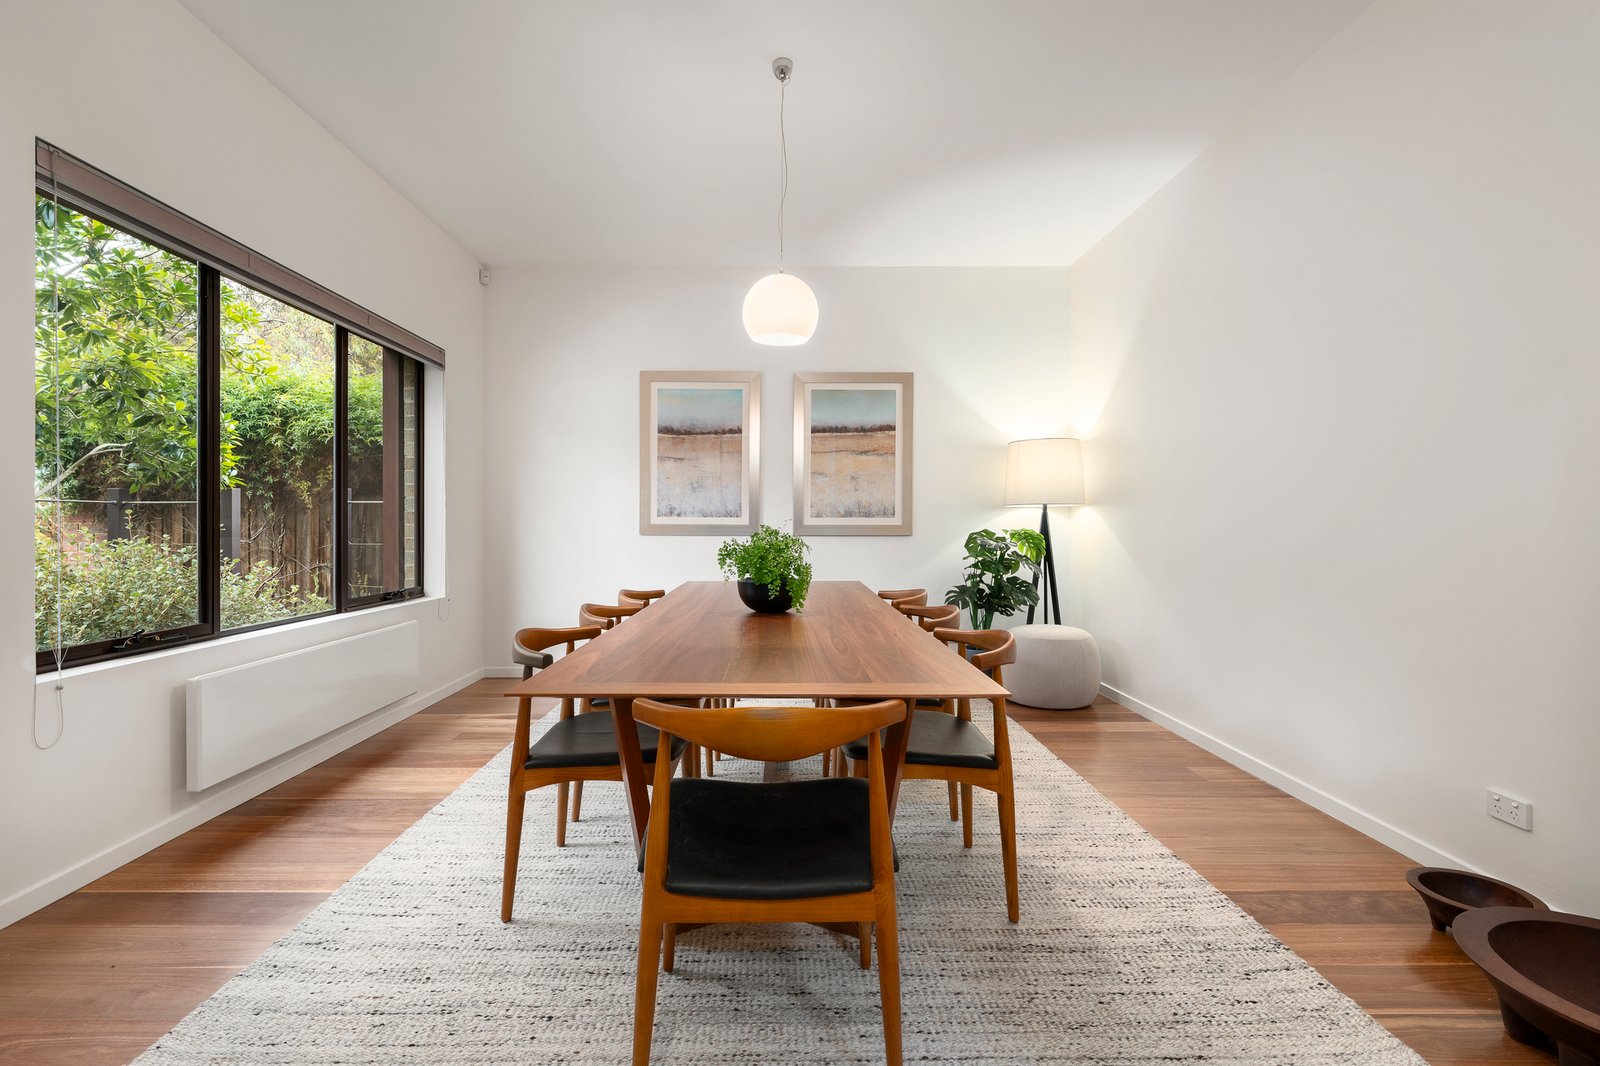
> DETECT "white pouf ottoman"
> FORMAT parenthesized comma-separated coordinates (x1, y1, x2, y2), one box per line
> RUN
(1006, 625, 1101, 709)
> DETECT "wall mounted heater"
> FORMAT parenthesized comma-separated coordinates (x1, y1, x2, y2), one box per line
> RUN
(186, 621, 420, 791)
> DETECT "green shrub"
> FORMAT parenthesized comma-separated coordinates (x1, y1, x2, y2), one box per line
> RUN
(34, 516, 329, 651)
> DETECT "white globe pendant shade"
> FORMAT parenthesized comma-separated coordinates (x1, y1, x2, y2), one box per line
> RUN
(742, 272, 818, 346)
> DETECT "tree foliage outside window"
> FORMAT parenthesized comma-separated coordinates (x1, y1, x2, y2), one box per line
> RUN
(34, 196, 384, 653)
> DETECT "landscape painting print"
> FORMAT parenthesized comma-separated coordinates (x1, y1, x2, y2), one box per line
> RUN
(639, 371, 760, 535)
(794, 372, 913, 536)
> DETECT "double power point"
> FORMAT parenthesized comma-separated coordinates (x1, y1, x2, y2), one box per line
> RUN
(1486, 789, 1532, 831)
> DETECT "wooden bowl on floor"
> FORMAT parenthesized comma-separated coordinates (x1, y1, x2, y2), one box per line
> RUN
(1454, 907, 1600, 1064)
(1406, 866, 1547, 932)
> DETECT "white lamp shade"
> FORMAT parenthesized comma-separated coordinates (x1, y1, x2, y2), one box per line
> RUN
(1004, 437, 1085, 505)
(742, 272, 818, 346)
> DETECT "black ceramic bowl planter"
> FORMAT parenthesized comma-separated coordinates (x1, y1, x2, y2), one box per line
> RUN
(737, 579, 793, 614)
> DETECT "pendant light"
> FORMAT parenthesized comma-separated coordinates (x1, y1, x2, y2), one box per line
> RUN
(743, 57, 818, 346)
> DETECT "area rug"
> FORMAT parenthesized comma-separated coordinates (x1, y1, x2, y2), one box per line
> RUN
(134, 707, 1426, 1065)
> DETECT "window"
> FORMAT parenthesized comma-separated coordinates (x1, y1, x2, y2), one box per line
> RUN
(343, 334, 422, 605)
(35, 146, 434, 670)
(34, 201, 204, 657)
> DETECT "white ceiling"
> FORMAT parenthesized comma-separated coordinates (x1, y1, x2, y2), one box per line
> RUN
(176, 0, 1370, 268)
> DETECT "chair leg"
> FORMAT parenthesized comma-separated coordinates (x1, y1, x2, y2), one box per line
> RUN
(875, 906, 903, 1066)
(555, 783, 569, 847)
(571, 781, 584, 822)
(961, 784, 974, 849)
(500, 784, 526, 923)
(703, 746, 715, 777)
(663, 923, 677, 973)
(822, 748, 832, 776)
(947, 782, 959, 821)
(998, 786, 1020, 923)
(858, 922, 871, 969)
(683, 744, 700, 779)
(633, 917, 664, 1066)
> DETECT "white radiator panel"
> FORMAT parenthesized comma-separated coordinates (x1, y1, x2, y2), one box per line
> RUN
(186, 621, 419, 791)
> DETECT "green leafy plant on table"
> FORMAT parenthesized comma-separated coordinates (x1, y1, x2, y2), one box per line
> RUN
(945, 527, 1046, 629)
(716, 524, 813, 611)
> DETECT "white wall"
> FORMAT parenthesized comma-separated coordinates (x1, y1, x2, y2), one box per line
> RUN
(0, 0, 487, 925)
(483, 267, 1070, 652)
(1065, 0, 1600, 912)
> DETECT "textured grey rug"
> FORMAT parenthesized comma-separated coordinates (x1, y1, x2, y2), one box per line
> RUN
(135, 707, 1425, 1065)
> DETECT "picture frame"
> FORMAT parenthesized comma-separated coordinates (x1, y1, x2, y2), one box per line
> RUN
(639, 371, 761, 536)
(793, 372, 913, 536)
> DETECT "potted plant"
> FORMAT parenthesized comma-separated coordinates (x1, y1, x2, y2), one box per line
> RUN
(717, 524, 814, 614)
(945, 528, 1046, 629)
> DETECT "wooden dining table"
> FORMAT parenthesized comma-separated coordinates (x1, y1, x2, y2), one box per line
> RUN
(505, 580, 1009, 848)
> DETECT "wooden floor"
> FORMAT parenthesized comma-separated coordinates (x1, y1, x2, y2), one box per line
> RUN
(0, 679, 1543, 1066)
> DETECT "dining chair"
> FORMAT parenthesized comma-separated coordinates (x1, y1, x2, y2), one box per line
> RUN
(843, 628, 1021, 923)
(501, 626, 689, 923)
(579, 601, 644, 629)
(618, 587, 667, 609)
(561, 600, 649, 822)
(893, 601, 963, 821)
(629, 696, 906, 1066)
(897, 602, 959, 632)
(876, 587, 927, 609)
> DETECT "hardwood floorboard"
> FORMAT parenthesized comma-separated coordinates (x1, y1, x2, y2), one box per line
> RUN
(0, 681, 1542, 1065)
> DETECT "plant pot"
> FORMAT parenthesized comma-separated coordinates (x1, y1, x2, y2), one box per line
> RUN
(737, 579, 793, 614)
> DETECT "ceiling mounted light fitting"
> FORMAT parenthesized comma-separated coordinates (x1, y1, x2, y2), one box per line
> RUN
(742, 56, 818, 346)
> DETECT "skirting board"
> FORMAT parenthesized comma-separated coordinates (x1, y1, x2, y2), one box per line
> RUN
(1097, 681, 1486, 881)
(0, 667, 488, 931)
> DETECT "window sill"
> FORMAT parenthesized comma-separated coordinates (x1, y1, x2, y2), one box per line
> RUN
(35, 595, 446, 684)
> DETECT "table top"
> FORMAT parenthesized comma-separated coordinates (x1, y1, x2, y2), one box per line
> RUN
(506, 580, 1008, 702)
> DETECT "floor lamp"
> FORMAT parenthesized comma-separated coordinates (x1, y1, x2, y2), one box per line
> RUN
(1004, 438, 1085, 626)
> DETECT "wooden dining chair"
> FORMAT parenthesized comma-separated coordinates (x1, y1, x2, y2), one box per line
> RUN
(843, 628, 1022, 923)
(876, 587, 927, 609)
(629, 697, 906, 1066)
(579, 601, 644, 629)
(501, 626, 689, 923)
(894, 601, 963, 821)
(618, 587, 667, 609)
(560, 600, 648, 821)
(897, 602, 959, 632)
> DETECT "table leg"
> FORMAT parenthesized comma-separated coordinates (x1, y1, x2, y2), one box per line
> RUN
(610, 696, 651, 850)
(882, 698, 913, 824)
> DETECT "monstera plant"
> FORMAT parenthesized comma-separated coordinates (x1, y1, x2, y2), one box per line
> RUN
(945, 527, 1046, 629)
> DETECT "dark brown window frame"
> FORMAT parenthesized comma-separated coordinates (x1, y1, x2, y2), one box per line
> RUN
(35, 144, 433, 672)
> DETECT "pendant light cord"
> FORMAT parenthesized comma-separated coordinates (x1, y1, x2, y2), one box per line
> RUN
(38, 148, 67, 749)
(777, 74, 788, 273)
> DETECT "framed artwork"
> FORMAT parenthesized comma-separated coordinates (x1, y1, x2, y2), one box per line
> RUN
(639, 371, 761, 535)
(793, 372, 913, 536)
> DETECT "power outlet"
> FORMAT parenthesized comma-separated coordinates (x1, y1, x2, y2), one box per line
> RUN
(1487, 789, 1532, 831)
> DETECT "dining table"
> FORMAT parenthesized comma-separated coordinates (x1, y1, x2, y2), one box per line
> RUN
(505, 579, 1009, 849)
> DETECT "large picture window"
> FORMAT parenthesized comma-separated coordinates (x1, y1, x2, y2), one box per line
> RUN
(35, 147, 433, 670)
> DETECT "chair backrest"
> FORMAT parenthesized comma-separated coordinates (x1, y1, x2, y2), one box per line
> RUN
(932, 627, 1017, 677)
(618, 588, 666, 609)
(897, 603, 960, 633)
(877, 588, 927, 609)
(579, 602, 643, 629)
(632, 698, 905, 763)
(514, 625, 602, 656)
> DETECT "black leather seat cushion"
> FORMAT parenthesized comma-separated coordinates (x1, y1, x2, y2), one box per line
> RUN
(841, 709, 999, 770)
(524, 713, 686, 770)
(662, 778, 874, 900)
